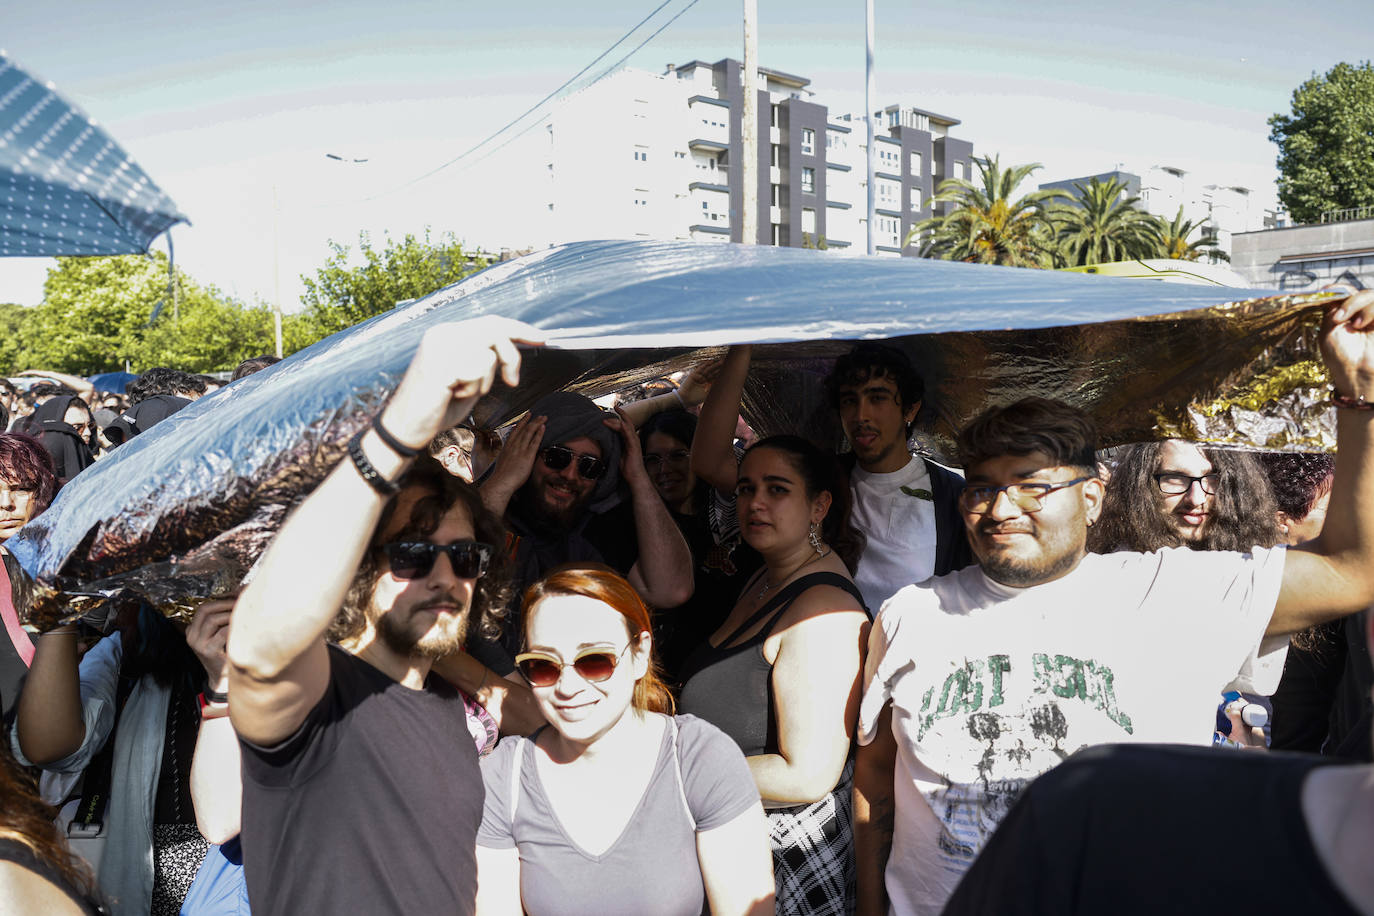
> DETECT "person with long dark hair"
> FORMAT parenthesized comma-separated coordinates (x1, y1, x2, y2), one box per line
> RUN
(680, 345, 870, 916)
(637, 408, 761, 685)
(1089, 440, 1281, 553)
(475, 565, 773, 915)
(32, 396, 96, 484)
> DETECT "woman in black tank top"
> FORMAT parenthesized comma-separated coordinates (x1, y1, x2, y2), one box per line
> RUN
(681, 364, 871, 916)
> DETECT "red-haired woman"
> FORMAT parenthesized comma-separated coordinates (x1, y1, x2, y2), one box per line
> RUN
(475, 564, 774, 916)
(0, 433, 58, 725)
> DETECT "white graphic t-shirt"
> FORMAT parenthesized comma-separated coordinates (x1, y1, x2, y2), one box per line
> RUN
(851, 458, 944, 613)
(857, 545, 1287, 916)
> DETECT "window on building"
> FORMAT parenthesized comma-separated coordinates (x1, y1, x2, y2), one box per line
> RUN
(771, 183, 780, 206)
(909, 151, 922, 176)
(802, 167, 815, 194)
(771, 104, 780, 128)
(770, 144, 779, 167)
(801, 128, 814, 156)
(910, 190, 922, 212)
(634, 150, 649, 162)
(954, 160, 967, 180)
(802, 208, 816, 234)
(771, 224, 781, 245)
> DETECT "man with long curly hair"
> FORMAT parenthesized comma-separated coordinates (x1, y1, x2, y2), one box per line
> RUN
(226, 318, 537, 916)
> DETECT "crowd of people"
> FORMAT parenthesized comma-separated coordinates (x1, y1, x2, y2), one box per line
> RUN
(1, 292, 1373, 916)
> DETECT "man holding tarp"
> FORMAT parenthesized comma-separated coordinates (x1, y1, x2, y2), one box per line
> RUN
(226, 318, 539, 915)
(853, 290, 1374, 916)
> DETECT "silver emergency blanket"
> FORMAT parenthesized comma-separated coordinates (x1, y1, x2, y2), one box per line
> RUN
(6, 239, 1337, 629)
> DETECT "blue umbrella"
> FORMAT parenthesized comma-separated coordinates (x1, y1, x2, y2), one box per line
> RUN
(0, 51, 187, 257)
(87, 371, 138, 394)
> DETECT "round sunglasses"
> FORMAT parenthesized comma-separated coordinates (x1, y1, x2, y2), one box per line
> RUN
(380, 541, 493, 580)
(540, 445, 607, 481)
(514, 644, 631, 688)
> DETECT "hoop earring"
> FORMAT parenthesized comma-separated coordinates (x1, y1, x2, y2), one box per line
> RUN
(809, 521, 824, 554)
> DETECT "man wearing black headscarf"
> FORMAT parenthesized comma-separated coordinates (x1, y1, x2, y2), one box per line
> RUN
(469, 390, 694, 677)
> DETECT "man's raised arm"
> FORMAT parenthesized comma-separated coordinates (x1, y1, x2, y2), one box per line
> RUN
(227, 319, 539, 746)
(1273, 290, 1374, 635)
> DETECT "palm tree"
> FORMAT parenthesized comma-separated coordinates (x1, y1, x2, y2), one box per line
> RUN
(1156, 206, 1228, 262)
(1054, 177, 1161, 267)
(906, 156, 1066, 268)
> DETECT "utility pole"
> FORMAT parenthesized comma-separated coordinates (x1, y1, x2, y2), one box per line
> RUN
(272, 183, 283, 359)
(865, 0, 877, 256)
(741, 0, 758, 246)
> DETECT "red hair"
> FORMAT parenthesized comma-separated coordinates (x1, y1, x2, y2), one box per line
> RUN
(0, 433, 57, 515)
(522, 564, 675, 715)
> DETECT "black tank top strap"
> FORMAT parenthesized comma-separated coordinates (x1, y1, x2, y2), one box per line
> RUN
(720, 571, 865, 647)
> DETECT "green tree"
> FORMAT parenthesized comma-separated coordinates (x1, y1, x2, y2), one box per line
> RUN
(1268, 61, 1374, 223)
(1054, 176, 1161, 267)
(907, 156, 1066, 268)
(0, 303, 40, 374)
(1155, 206, 1227, 263)
(300, 229, 490, 337)
(19, 254, 284, 375)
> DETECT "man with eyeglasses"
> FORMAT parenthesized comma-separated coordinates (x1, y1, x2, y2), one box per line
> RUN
(467, 389, 693, 689)
(227, 318, 538, 915)
(854, 292, 1374, 916)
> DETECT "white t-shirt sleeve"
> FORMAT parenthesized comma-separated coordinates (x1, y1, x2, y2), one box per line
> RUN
(858, 591, 912, 746)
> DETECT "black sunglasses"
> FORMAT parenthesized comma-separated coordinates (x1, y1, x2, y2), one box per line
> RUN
(540, 445, 607, 481)
(381, 541, 493, 580)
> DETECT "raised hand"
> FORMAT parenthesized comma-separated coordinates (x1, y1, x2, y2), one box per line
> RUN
(382, 317, 544, 452)
(186, 598, 237, 692)
(480, 412, 546, 514)
(1322, 289, 1374, 401)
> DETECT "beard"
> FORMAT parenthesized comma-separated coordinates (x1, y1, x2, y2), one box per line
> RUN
(979, 546, 1081, 587)
(374, 601, 469, 660)
(514, 479, 590, 534)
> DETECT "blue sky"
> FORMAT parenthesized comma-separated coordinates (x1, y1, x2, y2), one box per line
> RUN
(2, 0, 1371, 310)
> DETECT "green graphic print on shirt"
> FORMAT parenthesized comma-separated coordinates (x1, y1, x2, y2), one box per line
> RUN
(912, 652, 1137, 871)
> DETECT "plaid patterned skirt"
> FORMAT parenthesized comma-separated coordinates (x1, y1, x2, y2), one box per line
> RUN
(767, 757, 856, 916)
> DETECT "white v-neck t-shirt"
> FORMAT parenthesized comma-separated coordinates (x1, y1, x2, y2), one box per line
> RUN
(858, 545, 1287, 915)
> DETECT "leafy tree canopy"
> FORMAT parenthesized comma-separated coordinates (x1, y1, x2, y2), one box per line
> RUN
(1268, 61, 1374, 223)
(299, 229, 490, 338)
(1, 254, 287, 376)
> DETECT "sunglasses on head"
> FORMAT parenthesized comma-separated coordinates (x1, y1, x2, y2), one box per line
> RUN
(380, 541, 493, 580)
(514, 644, 631, 687)
(540, 445, 607, 481)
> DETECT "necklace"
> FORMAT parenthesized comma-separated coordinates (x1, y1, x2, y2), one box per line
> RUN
(757, 547, 831, 601)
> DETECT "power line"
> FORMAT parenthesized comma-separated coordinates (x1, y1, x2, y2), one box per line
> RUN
(384, 0, 684, 196)
(445, 0, 703, 177)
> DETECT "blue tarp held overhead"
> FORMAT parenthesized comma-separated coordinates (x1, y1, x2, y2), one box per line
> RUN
(8, 240, 1331, 627)
(0, 52, 187, 257)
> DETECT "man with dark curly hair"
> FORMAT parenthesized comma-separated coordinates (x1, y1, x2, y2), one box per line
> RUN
(227, 318, 539, 916)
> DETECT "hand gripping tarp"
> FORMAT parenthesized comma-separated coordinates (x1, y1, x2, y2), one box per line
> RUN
(0, 52, 186, 257)
(7, 239, 1334, 629)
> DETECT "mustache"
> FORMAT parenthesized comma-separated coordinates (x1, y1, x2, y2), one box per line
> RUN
(977, 520, 1034, 536)
(413, 595, 467, 612)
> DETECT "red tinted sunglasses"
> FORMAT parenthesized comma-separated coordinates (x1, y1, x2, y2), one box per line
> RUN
(514, 644, 631, 687)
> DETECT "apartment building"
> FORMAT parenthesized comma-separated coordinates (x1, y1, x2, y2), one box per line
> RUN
(539, 59, 976, 256)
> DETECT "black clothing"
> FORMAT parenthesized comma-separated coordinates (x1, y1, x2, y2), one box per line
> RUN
(924, 458, 974, 577)
(468, 499, 639, 675)
(654, 499, 762, 688)
(105, 394, 191, 447)
(942, 744, 1359, 916)
(238, 646, 483, 916)
(1271, 610, 1373, 761)
(33, 396, 94, 483)
(0, 837, 107, 915)
(678, 572, 865, 758)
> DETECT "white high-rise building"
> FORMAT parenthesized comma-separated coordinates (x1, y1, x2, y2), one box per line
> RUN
(535, 59, 976, 256)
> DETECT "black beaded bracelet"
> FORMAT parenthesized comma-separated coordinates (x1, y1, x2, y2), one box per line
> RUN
(371, 414, 421, 457)
(348, 429, 400, 496)
(1331, 390, 1374, 411)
